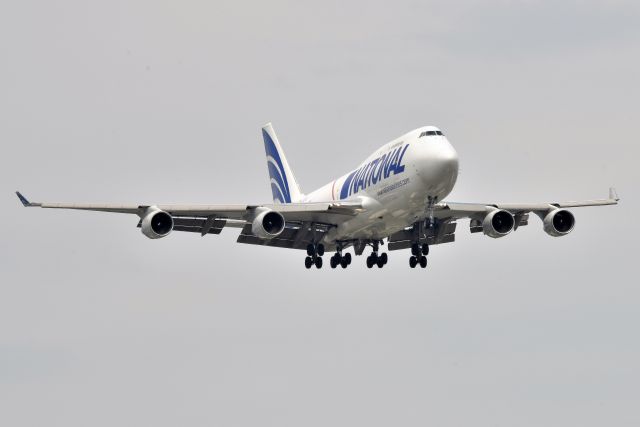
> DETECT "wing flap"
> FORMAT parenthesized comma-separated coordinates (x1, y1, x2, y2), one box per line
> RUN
(156, 202, 361, 224)
(387, 220, 457, 251)
(136, 217, 228, 235)
(236, 223, 334, 251)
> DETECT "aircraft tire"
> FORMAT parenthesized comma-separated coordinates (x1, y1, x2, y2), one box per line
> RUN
(419, 255, 427, 268)
(317, 244, 325, 256)
(409, 256, 417, 268)
(366, 256, 374, 268)
(422, 244, 429, 256)
(344, 253, 352, 265)
(411, 243, 420, 256)
(380, 252, 388, 265)
(315, 257, 323, 269)
(305, 256, 313, 269)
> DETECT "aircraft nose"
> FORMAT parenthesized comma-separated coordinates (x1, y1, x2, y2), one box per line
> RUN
(418, 141, 459, 192)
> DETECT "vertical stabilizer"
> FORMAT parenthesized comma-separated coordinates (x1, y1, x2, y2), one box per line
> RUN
(262, 123, 304, 204)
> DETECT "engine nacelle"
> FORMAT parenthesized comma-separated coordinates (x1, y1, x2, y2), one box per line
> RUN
(141, 208, 174, 239)
(251, 208, 285, 239)
(542, 209, 575, 237)
(482, 209, 515, 238)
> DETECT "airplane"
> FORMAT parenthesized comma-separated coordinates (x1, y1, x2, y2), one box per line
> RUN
(16, 123, 619, 269)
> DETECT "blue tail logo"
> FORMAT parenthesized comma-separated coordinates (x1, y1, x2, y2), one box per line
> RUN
(262, 129, 292, 203)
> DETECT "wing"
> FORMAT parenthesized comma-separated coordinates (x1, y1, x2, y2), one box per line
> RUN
(435, 187, 619, 220)
(387, 188, 619, 251)
(15, 191, 362, 250)
(434, 187, 619, 236)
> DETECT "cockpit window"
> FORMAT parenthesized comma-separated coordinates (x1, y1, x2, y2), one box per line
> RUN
(419, 130, 443, 138)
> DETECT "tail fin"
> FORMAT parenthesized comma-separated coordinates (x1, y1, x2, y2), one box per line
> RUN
(261, 123, 304, 204)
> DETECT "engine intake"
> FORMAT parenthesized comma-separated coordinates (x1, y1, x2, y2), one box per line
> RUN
(141, 208, 174, 239)
(543, 209, 575, 237)
(251, 208, 285, 239)
(482, 209, 515, 238)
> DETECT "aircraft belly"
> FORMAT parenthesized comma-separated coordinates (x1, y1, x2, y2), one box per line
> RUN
(328, 174, 427, 241)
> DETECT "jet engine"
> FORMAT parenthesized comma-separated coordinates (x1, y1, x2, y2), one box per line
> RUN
(251, 208, 285, 239)
(482, 209, 515, 238)
(542, 209, 575, 237)
(140, 208, 174, 239)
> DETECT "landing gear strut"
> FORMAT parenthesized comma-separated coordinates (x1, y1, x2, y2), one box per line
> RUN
(305, 243, 325, 269)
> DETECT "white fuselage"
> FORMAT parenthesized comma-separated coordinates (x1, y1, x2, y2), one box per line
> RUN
(302, 126, 459, 243)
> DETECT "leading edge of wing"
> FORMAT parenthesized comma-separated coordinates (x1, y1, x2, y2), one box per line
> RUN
(16, 192, 363, 220)
(17, 191, 140, 213)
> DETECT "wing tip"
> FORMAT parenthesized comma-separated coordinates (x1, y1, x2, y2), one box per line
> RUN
(16, 191, 30, 207)
(609, 187, 620, 202)
(16, 191, 40, 207)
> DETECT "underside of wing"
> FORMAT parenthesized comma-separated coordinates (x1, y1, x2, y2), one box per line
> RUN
(236, 222, 338, 251)
(387, 219, 457, 251)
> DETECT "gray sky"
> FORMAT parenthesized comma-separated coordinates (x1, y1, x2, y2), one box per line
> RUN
(1, 1, 638, 426)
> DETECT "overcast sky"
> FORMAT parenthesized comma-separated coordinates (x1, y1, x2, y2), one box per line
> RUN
(1, 1, 638, 426)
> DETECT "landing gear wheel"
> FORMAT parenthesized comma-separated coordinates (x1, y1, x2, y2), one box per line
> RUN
(419, 255, 427, 268)
(380, 252, 388, 265)
(330, 255, 338, 269)
(422, 244, 429, 256)
(316, 244, 325, 257)
(315, 257, 323, 269)
(306, 244, 315, 257)
(344, 253, 352, 265)
(376, 257, 385, 268)
(366, 256, 374, 269)
(411, 243, 420, 256)
(340, 257, 349, 268)
(305, 256, 313, 269)
(409, 256, 417, 268)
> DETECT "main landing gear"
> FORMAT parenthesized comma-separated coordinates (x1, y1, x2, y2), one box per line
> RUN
(366, 241, 389, 269)
(330, 251, 352, 269)
(367, 252, 388, 268)
(305, 243, 325, 269)
(305, 243, 354, 270)
(409, 243, 429, 269)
